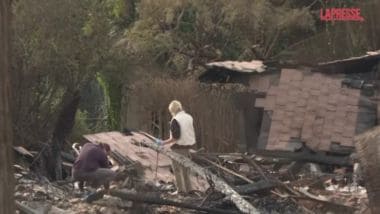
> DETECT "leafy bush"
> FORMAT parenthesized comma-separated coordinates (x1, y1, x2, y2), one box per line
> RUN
(69, 110, 91, 142)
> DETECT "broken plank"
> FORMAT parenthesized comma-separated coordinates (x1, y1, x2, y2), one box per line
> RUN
(13, 146, 34, 158)
(234, 179, 277, 195)
(132, 137, 260, 214)
(242, 155, 269, 181)
(110, 150, 132, 165)
(199, 156, 254, 184)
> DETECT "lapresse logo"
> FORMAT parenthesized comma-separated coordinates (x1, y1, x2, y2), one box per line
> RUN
(320, 8, 364, 22)
(320, 0, 364, 22)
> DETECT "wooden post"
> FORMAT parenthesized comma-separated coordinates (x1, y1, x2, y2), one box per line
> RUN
(0, 0, 15, 212)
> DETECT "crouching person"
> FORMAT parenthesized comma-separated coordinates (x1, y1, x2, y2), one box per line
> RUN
(72, 142, 116, 192)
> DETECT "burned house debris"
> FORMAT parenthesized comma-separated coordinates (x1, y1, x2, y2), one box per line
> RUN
(13, 51, 380, 214)
(199, 52, 380, 156)
(13, 129, 369, 214)
(124, 53, 380, 160)
(12, 126, 367, 212)
(255, 69, 374, 153)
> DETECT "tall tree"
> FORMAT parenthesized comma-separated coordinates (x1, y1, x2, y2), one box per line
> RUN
(11, 0, 120, 180)
(0, 0, 15, 213)
(123, 0, 315, 74)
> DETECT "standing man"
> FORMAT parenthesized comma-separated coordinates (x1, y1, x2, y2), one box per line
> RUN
(157, 100, 196, 194)
(72, 142, 116, 192)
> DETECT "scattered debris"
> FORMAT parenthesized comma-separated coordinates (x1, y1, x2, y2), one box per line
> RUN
(14, 146, 34, 158)
(14, 131, 369, 214)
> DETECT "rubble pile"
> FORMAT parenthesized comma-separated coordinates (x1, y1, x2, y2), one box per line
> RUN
(191, 153, 368, 214)
(13, 131, 369, 214)
(14, 164, 131, 214)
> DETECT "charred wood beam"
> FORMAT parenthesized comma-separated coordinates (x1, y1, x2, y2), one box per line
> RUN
(198, 156, 255, 184)
(253, 150, 352, 166)
(15, 201, 38, 214)
(110, 189, 239, 214)
(242, 156, 304, 197)
(191, 155, 239, 185)
(234, 179, 277, 195)
(84, 189, 238, 214)
(132, 138, 260, 214)
(242, 155, 269, 181)
(193, 152, 288, 164)
(110, 150, 132, 165)
(110, 151, 124, 165)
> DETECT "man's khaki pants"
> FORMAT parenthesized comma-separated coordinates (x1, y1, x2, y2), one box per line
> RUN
(171, 145, 193, 193)
(72, 168, 116, 190)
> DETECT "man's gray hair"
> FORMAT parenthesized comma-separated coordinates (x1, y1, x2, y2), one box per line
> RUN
(168, 100, 183, 116)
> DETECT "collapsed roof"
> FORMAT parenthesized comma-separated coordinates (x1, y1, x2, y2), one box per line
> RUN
(315, 50, 380, 73)
(199, 60, 267, 84)
(254, 69, 376, 153)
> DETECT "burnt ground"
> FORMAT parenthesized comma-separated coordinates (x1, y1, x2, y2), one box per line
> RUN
(14, 150, 369, 214)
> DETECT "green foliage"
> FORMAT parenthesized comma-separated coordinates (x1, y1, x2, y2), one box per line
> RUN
(97, 73, 122, 130)
(277, 1, 380, 64)
(111, 0, 127, 18)
(123, 0, 316, 74)
(69, 110, 91, 142)
(12, 0, 380, 149)
(11, 0, 122, 145)
(106, 0, 138, 28)
(178, 7, 196, 33)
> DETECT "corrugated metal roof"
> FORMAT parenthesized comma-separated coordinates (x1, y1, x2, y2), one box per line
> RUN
(206, 60, 267, 73)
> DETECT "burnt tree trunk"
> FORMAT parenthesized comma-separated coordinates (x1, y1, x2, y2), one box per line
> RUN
(355, 126, 380, 214)
(0, 0, 15, 212)
(43, 91, 80, 180)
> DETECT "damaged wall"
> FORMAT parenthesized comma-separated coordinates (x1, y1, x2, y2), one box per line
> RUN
(122, 63, 379, 154)
(255, 69, 376, 152)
